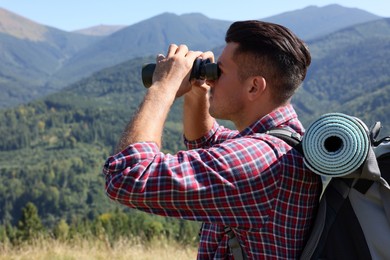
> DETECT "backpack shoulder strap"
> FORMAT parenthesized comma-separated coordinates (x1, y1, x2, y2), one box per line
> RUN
(265, 128, 304, 155)
(224, 226, 247, 260)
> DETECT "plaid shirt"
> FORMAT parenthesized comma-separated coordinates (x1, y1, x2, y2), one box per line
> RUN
(103, 104, 322, 259)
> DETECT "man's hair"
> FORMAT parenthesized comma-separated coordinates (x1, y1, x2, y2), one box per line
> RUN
(225, 20, 311, 104)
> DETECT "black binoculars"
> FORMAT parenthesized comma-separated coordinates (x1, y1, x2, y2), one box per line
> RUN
(141, 58, 220, 88)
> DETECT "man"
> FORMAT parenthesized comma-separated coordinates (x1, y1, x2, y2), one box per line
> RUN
(103, 20, 322, 259)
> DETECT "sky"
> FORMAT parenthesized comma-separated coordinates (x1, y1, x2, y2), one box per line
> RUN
(0, 0, 390, 31)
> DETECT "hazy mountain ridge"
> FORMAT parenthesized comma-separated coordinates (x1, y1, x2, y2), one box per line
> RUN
(0, 7, 103, 49)
(0, 7, 48, 41)
(263, 4, 381, 40)
(0, 5, 384, 108)
(50, 13, 231, 88)
(73, 25, 126, 36)
(0, 8, 105, 107)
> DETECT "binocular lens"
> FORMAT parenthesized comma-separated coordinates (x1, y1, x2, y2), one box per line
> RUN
(141, 63, 156, 88)
(203, 63, 220, 81)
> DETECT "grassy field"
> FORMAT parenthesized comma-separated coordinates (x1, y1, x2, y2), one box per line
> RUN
(0, 238, 198, 260)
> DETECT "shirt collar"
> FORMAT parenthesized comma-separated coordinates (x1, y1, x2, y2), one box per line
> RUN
(238, 104, 302, 136)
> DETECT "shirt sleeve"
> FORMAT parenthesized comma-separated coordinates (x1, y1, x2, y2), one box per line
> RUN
(103, 134, 283, 229)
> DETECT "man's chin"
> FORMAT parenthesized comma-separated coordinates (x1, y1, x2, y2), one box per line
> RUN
(209, 109, 225, 121)
(209, 109, 217, 119)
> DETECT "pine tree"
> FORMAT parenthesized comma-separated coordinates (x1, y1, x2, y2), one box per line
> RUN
(16, 202, 44, 242)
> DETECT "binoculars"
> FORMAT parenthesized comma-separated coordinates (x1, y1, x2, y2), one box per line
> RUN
(141, 58, 220, 88)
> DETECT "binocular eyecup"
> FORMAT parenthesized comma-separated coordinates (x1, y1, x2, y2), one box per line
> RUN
(141, 58, 220, 88)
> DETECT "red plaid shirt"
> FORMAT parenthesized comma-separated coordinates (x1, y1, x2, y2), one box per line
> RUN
(103, 104, 321, 259)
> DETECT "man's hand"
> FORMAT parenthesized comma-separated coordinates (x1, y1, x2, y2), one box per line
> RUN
(151, 44, 202, 98)
(186, 51, 215, 98)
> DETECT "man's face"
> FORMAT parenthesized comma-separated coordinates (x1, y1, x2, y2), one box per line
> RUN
(208, 43, 247, 121)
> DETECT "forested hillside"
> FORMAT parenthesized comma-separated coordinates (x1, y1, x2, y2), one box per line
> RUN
(0, 55, 201, 245)
(293, 18, 390, 129)
(0, 56, 188, 230)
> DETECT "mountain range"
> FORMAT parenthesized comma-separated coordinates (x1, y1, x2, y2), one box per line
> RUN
(0, 4, 382, 108)
(0, 8, 103, 107)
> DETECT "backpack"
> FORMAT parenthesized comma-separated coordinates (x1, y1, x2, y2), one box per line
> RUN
(226, 113, 390, 260)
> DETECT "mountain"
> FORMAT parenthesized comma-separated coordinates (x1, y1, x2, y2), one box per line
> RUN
(53, 5, 383, 91)
(73, 25, 126, 36)
(0, 7, 49, 41)
(263, 4, 381, 40)
(0, 8, 103, 50)
(293, 18, 390, 128)
(0, 5, 384, 109)
(49, 13, 231, 88)
(0, 8, 103, 108)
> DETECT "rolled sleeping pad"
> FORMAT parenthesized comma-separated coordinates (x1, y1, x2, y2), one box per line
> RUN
(302, 113, 370, 177)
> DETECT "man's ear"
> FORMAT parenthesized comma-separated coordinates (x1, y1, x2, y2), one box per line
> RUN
(247, 76, 266, 101)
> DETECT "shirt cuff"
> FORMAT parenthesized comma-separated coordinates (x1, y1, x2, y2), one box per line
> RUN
(103, 142, 160, 175)
(184, 121, 220, 149)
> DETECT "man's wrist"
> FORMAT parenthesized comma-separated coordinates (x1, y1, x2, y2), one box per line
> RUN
(184, 86, 208, 105)
(146, 84, 176, 106)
